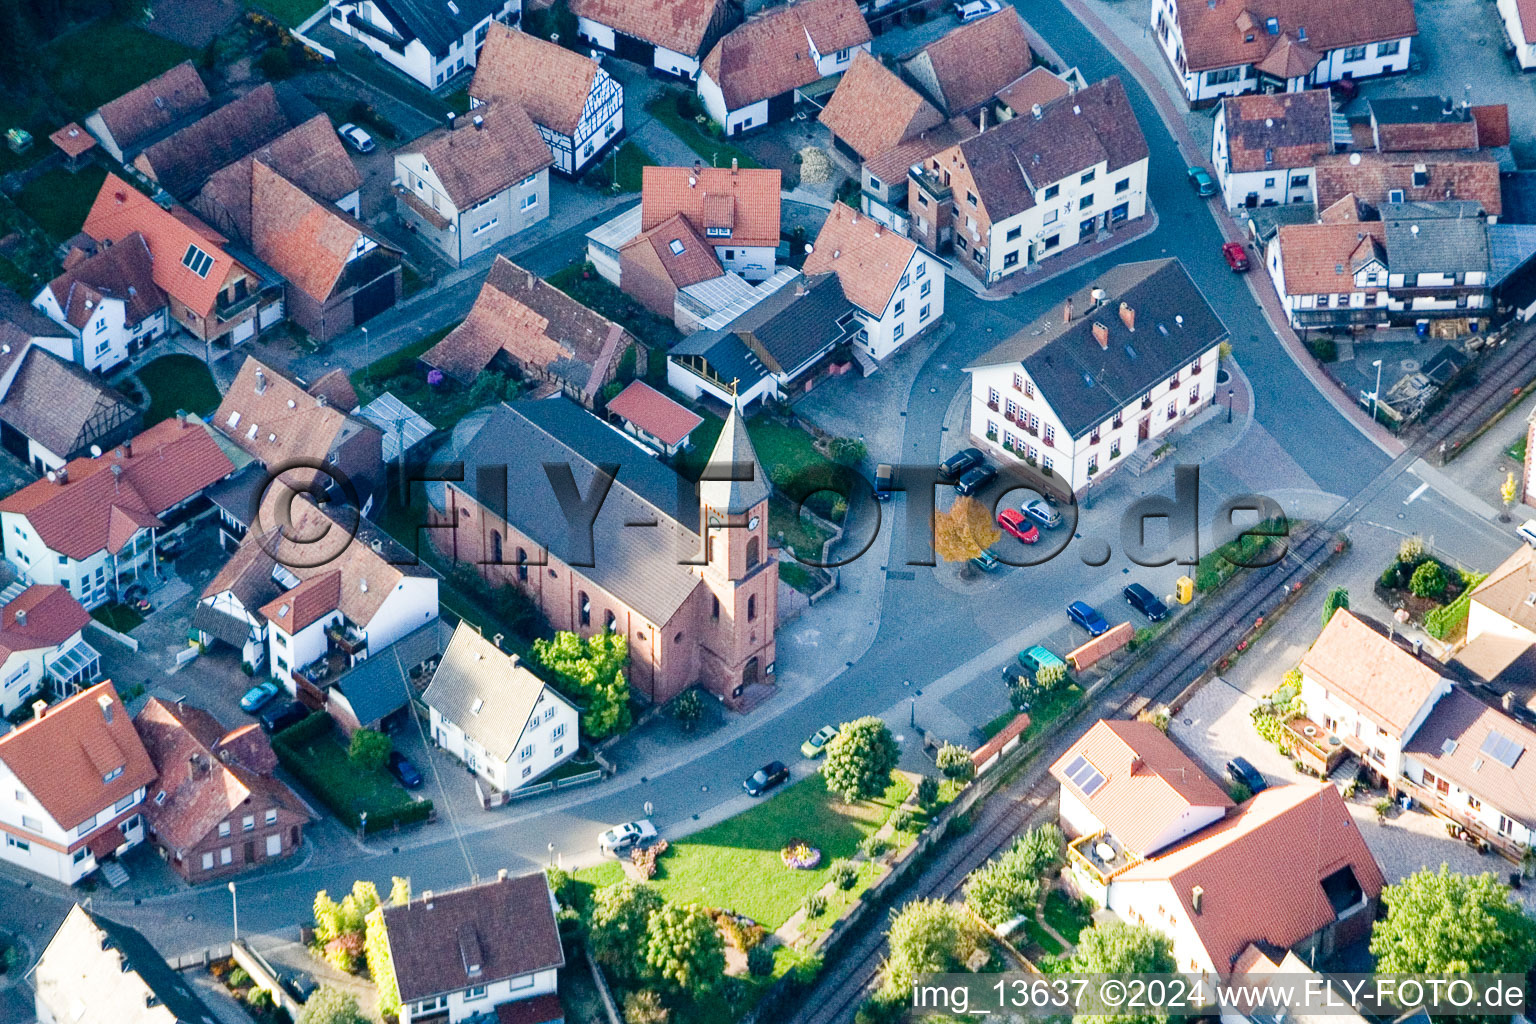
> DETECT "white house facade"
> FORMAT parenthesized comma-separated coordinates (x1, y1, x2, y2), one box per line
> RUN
(30, 287, 169, 374)
(575, 18, 703, 80)
(1496, 0, 1536, 70)
(539, 68, 623, 176)
(326, 0, 520, 89)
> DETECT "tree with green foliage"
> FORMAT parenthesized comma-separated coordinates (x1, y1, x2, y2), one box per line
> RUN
(469, 369, 506, 408)
(827, 437, 868, 466)
(821, 716, 899, 803)
(881, 899, 983, 994)
(917, 774, 940, 807)
(297, 986, 367, 1024)
(964, 857, 1040, 927)
(312, 890, 342, 944)
(363, 906, 400, 1018)
(1371, 867, 1536, 978)
(1070, 922, 1175, 1024)
(1014, 823, 1066, 877)
(937, 742, 975, 782)
(672, 688, 703, 731)
(348, 729, 390, 771)
(389, 876, 411, 907)
(586, 882, 663, 981)
(532, 630, 632, 739)
(1409, 560, 1449, 599)
(644, 902, 726, 996)
(1322, 587, 1349, 628)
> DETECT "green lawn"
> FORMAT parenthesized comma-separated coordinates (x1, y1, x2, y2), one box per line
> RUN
(91, 603, 144, 634)
(349, 321, 500, 433)
(643, 92, 762, 172)
(13, 166, 107, 244)
(671, 410, 724, 481)
(770, 496, 834, 561)
(1506, 434, 1528, 462)
(136, 354, 221, 427)
(1022, 917, 1065, 957)
(1042, 889, 1091, 945)
(444, 89, 472, 116)
(1022, 683, 1084, 742)
(44, 22, 194, 122)
(576, 772, 911, 929)
(588, 140, 653, 192)
(778, 560, 822, 596)
(545, 263, 681, 353)
(276, 728, 417, 824)
(244, 0, 326, 25)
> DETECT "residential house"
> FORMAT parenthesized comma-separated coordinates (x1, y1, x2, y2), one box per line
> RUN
(1211, 89, 1339, 210)
(606, 380, 703, 455)
(424, 622, 580, 794)
(1455, 541, 1536, 703)
(668, 272, 861, 407)
(900, 9, 1034, 119)
(381, 872, 564, 1024)
(326, 0, 521, 89)
(697, 0, 871, 136)
(1265, 202, 1390, 330)
(992, 66, 1081, 122)
(802, 201, 946, 363)
(82, 61, 211, 163)
(1366, 95, 1495, 153)
(34, 904, 219, 1024)
(194, 113, 365, 239)
(249, 162, 401, 340)
(133, 697, 311, 881)
(0, 348, 141, 474)
(0, 415, 235, 610)
(393, 105, 554, 266)
(422, 256, 644, 407)
(1150, 0, 1417, 106)
(817, 51, 976, 234)
(469, 23, 624, 176)
(1298, 608, 1453, 785)
(81, 175, 281, 349)
(1496, 0, 1536, 70)
(197, 491, 438, 689)
(0, 683, 155, 885)
(213, 356, 385, 511)
(428, 398, 777, 708)
(1220, 946, 1371, 1024)
(130, 83, 295, 200)
(907, 77, 1150, 284)
(34, 233, 171, 372)
(963, 259, 1227, 493)
(0, 285, 72, 362)
(572, 0, 737, 80)
(0, 584, 98, 717)
(1313, 151, 1504, 220)
(325, 618, 448, 736)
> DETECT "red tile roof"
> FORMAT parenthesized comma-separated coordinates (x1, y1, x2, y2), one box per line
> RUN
(606, 381, 703, 446)
(1050, 719, 1234, 855)
(0, 682, 156, 831)
(470, 23, 602, 137)
(819, 51, 944, 160)
(1118, 783, 1385, 971)
(802, 201, 918, 316)
(49, 123, 97, 159)
(0, 585, 90, 663)
(641, 165, 782, 249)
(995, 68, 1073, 114)
(0, 415, 234, 560)
(131, 84, 291, 198)
(619, 213, 723, 290)
(1300, 609, 1448, 735)
(701, 0, 869, 111)
(250, 162, 391, 303)
(1313, 151, 1502, 216)
(405, 104, 554, 210)
(260, 569, 342, 634)
(906, 9, 1032, 115)
(1404, 688, 1536, 829)
(82, 174, 241, 320)
(90, 61, 210, 156)
(1472, 104, 1511, 148)
(1220, 90, 1334, 173)
(45, 231, 167, 330)
(214, 356, 375, 490)
(1171, 0, 1417, 74)
(1273, 220, 1387, 297)
(194, 114, 363, 240)
(570, 0, 731, 57)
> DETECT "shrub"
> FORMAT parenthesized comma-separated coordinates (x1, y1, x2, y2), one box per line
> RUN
(323, 932, 364, 974)
(827, 437, 868, 466)
(936, 742, 976, 782)
(228, 966, 253, 989)
(1398, 536, 1426, 566)
(747, 944, 775, 977)
(889, 808, 914, 834)
(630, 838, 669, 880)
(1409, 560, 1448, 599)
(258, 46, 293, 80)
(1229, 781, 1252, 804)
(860, 834, 889, 859)
(246, 987, 274, 1009)
(830, 858, 859, 890)
(916, 775, 939, 807)
(671, 688, 704, 730)
(1035, 663, 1068, 691)
(802, 892, 827, 918)
(348, 729, 390, 771)
(623, 990, 669, 1024)
(1374, 797, 1394, 822)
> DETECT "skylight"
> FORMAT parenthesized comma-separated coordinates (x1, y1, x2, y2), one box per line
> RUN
(1479, 730, 1524, 769)
(668, 238, 686, 256)
(1063, 755, 1106, 797)
(181, 244, 214, 278)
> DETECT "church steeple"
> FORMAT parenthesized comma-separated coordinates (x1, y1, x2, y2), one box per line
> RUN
(700, 402, 769, 515)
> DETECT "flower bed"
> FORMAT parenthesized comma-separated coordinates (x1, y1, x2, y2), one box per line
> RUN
(781, 840, 821, 870)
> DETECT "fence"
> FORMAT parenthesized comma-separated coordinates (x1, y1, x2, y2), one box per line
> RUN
(230, 940, 305, 1019)
(87, 621, 139, 652)
(164, 944, 232, 970)
(500, 769, 604, 803)
(585, 948, 625, 1024)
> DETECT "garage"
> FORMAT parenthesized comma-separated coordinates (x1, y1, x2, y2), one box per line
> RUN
(352, 274, 396, 325)
(258, 299, 285, 330)
(231, 317, 256, 344)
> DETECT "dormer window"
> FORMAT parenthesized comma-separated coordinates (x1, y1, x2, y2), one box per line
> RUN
(705, 226, 731, 237)
(103, 765, 123, 784)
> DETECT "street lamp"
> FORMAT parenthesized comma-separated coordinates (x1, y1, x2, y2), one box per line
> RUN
(228, 881, 239, 942)
(547, 842, 555, 866)
(1371, 359, 1383, 423)
(909, 696, 916, 728)
(1227, 388, 1235, 424)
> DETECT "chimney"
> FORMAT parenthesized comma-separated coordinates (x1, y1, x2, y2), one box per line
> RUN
(1092, 321, 1109, 349)
(123, 440, 132, 459)
(1443, 96, 1454, 116)
(1129, 756, 1145, 774)
(98, 694, 113, 724)
(497, 868, 509, 881)
(423, 890, 434, 909)
(31, 699, 46, 720)
(731, 157, 738, 175)
(56, 466, 68, 486)
(1063, 297, 1074, 323)
(1504, 691, 1516, 713)
(187, 754, 201, 783)
(1031, 103, 1043, 119)
(473, 115, 485, 131)
(1191, 885, 1204, 914)
(254, 369, 267, 395)
(315, 394, 328, 408)
(1411, 638, 1423, 659)
(447, 111, 456, 130)
(14, 609, 25, 627)
(1119, 302, 1135, 331)
(979, 106, 987, 132)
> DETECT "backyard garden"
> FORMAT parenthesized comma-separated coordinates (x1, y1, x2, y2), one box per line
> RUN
(270, 713, 431, 833)
(642, 91, 761, 174)
(546, 262, 681, 354)
(1375, 536, 1486, 642)
(125, 354, 222, 427)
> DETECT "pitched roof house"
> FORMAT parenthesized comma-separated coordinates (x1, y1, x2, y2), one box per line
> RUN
(698, 0, 871, 135)
(1497, 0, 1536, 70)
(0, 682, 156, 884)
(902, 9, 1034, 117)
(34, 232, 171, 374)
(469, 23, 626, 177)
(1212, 89, 1338, 210)
(83, 61, 211, 162)
(381, 872, 565, 1024)
(325, 0, 519, 90)
(131, 83, 294, 199)
(0, 347, 141, 474)
(194, 113, 364, 239)
(423, 256, 643, 404)
(0, 415, 235, 609)
(572, 0, 737, 79)
(34, 904, 218, 1024)
(133, 697, 311, 881)
(1367, 96, 1487, 153)
(0, 583, 98, 717)
(424, 623, 581, 794)
(819, 50, 944, 163)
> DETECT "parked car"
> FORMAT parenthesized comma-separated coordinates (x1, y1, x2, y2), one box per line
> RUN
(1329, 76, 1358, 103)
(1518, 519, 1536, 547)
(239, 680, 282, 714)
(1221, 241, 1250, 272)
(874, 463, 894, 502)
(122, 582, 150, 604)
(1021, 499, 1062, 529)
(801, 724, 838, 758)
(970, 548, 1002, 572)
(155, 535, 185, 560)
(598, 819, 658, 855)
(387, 750, 424, 789)
(1123, 582, 1169, 622)
(955, 464, 997, 496)
(954, 0, 1002, 20)
(743, 761, 789, 796)
(939, 447, 986, 481)
(1002, 661, 1030, 687)
(260, 700, 307, 734)
(997, 508, 1040, 543)
(1067, 600, 1110, 637)
(337, 122, 375, 153)
(1188, 166, 1217, 197)
(1017, 645, 1067, 675)
(1226, 757, 1268, 794)
(278, 970, 317, 1004)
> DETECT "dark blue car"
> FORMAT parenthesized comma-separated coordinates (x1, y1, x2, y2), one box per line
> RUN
(1067, 601, 1110, 637)
(388, 751, 424, 789)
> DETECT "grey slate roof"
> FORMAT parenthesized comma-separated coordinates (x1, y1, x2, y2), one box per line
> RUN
(331, 618, 449, 726)
(967, 259, 1228, 439)
(675, 272, 858, 382)
(1384, 216, 1490, 278)
(368, 0, 507, 56)
(193, 602, 252, 647)
(700, 405, 769, 515)
(1488, 223, 1536, 286)
(424, 622, 575, 762)
(452, 398, 704, 624)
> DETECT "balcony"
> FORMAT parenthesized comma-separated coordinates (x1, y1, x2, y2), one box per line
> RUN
(1282, 716, 1348, 776)
(1067, 830, 1143, 887)
(215, 289, 262, 322)
(908, 163, 952, 202)
(327, 622, 368, 657)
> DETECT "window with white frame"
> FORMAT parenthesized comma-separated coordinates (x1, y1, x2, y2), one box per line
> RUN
(520, 743, 534, 761)
(521, 194, 538, 210)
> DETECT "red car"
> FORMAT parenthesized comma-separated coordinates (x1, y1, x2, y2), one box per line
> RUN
(997, 508, 1041, 544)
(1222, 241, 1251, 272)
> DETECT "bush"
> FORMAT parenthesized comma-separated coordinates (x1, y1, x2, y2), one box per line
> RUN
(936, 742, 976, 782)
(1398, 536, 1426, 566)
(1035, 663, 1068, 691)
(258, 46, 293, 80)
(1229, 781, 1252, 804)
(623, 990, 669, 1024)
(860, 834, 889, 859)
(827, 437, 868, 466)
(323, 932, 364, 974)
(1306, 338, 1337, 363)
(889, 808, 914, 834)
(228, 966, 253, 989)
(802, 892, 827, 918)
(1409, 560, 1448, 599)
(747, 944, 775, 977)
(348, 729, 390, 771)
(671, 689, 703, 731)
(916, 775, 939, 807)
(830, 858, 859, 890)
(246, 987, 274, 1009)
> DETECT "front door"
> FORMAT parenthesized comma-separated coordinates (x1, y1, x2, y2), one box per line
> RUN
(1137, 416, 1151, 441)
(243, 841, 255, 864)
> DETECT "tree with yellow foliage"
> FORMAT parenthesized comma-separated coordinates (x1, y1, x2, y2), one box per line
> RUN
(932, 496, 1001, 562)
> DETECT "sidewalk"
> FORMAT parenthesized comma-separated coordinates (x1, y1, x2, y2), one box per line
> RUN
(943, 205, 1161, 300)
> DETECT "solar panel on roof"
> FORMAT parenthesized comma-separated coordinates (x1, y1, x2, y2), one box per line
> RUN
(1064, 754, 1106, 797)
(1479, 730, 1524, 769)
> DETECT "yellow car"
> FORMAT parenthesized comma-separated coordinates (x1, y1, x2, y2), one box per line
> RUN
(801, 724, 838, 759)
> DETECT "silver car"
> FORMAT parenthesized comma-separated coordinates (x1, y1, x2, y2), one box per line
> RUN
(337, 122, 376, 153)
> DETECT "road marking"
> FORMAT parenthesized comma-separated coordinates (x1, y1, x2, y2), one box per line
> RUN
(1404, 482, 1429, 505)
